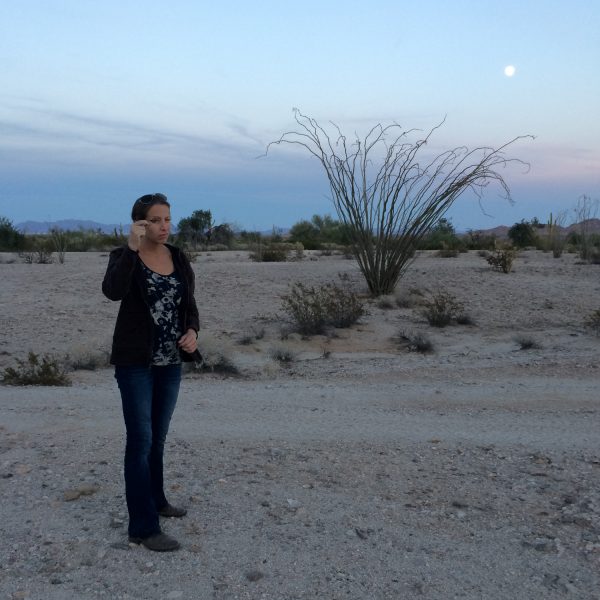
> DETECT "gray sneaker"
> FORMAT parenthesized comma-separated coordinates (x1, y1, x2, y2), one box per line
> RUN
(158, 504, 187, 518)
(129, 532, 180, 552)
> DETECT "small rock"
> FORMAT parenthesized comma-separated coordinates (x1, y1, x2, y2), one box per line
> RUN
(110, 542, 131, 551)
(286, 499, 301, 510)
(63, 484, 99, 502)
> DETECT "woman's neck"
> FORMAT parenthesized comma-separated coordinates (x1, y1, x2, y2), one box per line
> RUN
(139, 239, 165, 255)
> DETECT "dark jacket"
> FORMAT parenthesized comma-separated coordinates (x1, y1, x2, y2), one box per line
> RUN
(102, 244, 201, 366)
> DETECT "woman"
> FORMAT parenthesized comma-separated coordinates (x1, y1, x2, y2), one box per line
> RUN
(102, 193, 201, 552)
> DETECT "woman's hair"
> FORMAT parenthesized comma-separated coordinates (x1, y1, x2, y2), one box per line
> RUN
(131, 193, 170, 221)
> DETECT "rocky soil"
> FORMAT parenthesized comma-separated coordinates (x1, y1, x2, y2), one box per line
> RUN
(0, 249, 599, 599)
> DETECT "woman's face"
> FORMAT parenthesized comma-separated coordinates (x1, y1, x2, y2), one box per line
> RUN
(143, 203, 171, 244)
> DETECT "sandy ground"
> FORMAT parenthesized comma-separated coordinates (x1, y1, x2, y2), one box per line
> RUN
(0, 249, 599, 599)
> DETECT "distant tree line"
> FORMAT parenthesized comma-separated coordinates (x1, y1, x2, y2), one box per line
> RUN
(1, 195, 599, 265)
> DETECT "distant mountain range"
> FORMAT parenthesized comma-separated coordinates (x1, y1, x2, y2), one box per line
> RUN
(471, 219, 600, 238)
(14, 218, 600, 237)
(15, 219, 124, 234)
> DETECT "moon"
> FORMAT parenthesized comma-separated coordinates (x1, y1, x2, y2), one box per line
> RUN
(504, 65, 516, 77)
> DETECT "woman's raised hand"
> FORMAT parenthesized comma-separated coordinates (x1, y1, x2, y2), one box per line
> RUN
(128, 220, 148, 252)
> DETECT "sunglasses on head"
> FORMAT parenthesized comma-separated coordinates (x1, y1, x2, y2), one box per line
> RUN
(136, 193, 168, 204)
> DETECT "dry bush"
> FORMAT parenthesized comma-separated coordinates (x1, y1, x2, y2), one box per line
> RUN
(435, 243, 460, 258)
(238, 326, 266, 345)
(281, 276, 365, 335)
(196, 336, 238, 374)
(486, 246, 517, 273)
(395, 287, 424, 308)
(376, 296, 396, 310)
(249, 242, 302, 262)
(394, 330, 434, 354)
(420, 290, 465, 327)
(21, 248, 54, 264)
(269, 345, 297, 364)
(49, 228, 68, 264)
(66, 350, 110, 371)
(584, 309, 600, 336)
(2, 352, 71, 386)
(182, 247, 200, 263)
(456, 313, 476, 326)
(514, 335, 542, 350)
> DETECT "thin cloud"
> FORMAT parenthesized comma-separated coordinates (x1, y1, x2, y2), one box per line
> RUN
(0, 100, 261, 165)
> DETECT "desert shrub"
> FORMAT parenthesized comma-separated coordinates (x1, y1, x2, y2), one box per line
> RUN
(289, 214, 353, 250)
(419, 218, 465, 254)
(588, 248, 600, 265)
(2, 352, 71, 386)
(20, 246, 54, 264)
(182, 247, 199, 263)
(238, 327, 266, 345)
(196, 336, 238, 374)
(66, 350, 110, 371)
(269, 345, 297, 364)
(281, 276, 365, 335)
(456, 313, 476, 326)
(0, 216, 25, 251)
(508, 220, 537, 248)
(435, 244, 460, 258)
(249, 242, 292, 262)
(486, 246, 517, 273)
(544, 212, 568, 258)
(49, 228, 69, 264)
(394, 330, 434, 353)
(464, 231, 497, 251)
(420, 290, 465, 327)
(514, 335, 541, 350)
(584, 309, 600, 336)
(395, 287, 424, 309)
(377, 296, 396, 310)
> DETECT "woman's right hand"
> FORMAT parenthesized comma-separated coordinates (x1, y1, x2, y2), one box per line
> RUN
(128, 220, 148, 252)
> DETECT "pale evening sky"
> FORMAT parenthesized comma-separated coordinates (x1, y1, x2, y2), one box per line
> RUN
(0, 0, 598, 231)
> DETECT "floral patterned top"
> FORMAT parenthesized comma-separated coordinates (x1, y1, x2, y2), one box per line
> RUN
(141, 262, 183, 365)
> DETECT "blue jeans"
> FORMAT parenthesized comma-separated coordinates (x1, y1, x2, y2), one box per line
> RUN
(114, 363, 182, 538)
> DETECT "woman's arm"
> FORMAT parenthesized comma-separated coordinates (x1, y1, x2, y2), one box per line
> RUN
(181, 250, 200, 333)
(101, 246, 139, 301)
